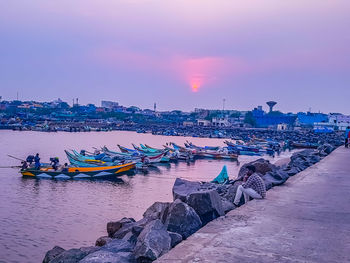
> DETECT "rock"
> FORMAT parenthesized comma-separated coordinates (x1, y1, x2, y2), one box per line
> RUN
(165, 199, 202, 239)
(168, 232, 182, 248)
(101, 239, 134, 253)
(50, 246, 98, 263)
(112, 219, 136, 239)
(43, 246, 65, 263)
(186, 190, 224, 225)
(221, 199, 236, 213)
(262, 170, 288, 187)
(143, 202, 171, 223)
(134, 219, 171, 262)
(122, 231, 138, 246)
(238, 159, 276, 179)
(79, 251, 134, 263)
(272, 169, 289, 182)
(284, 166, 299, 177)
(107, 217, 135, 237)
(95, 236, 112, 247)
(172, 178, 201, 201)
(222, 181, 242, 203)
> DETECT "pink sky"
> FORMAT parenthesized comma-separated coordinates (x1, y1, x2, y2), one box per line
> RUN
(0, 0, 349, 113)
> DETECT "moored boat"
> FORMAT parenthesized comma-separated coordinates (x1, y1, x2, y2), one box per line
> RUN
(20, 162, 136, 179)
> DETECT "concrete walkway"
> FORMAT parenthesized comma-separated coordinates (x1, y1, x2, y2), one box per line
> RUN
(157, 147, 350, 263)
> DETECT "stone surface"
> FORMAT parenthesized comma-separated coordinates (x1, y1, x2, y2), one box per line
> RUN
(172, 178, 201, 202)
(143, 202, 171, 223)
(238, 158, 276, 179)
(164, 199, 202, 239)
(101, 239, 134, 253)
(168, 232, 182, 248)
(79, 251, 134, 263)
(50, 246, 98, 263)
(95, 236, 112, 247)
(134, 219, 171, 262)
(186, 190, 224, 225)
(107, 217, 135, 237)
(157, 147, 350, 263)
(43, 246, 65, 263)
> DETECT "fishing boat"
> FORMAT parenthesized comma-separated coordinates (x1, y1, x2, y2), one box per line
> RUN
(20, 162, 136, 179)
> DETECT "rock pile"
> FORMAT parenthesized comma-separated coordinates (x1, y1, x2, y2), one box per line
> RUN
(43, 145, 337, 263)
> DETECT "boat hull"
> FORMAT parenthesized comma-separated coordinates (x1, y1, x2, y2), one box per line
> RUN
(20, 162, 136, 179)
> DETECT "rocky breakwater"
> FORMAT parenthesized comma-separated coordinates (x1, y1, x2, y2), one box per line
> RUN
(43, 144, 336, 263)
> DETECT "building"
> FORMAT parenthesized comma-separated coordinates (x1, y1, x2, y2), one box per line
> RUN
(101, 101, 119, 109)
(297, 112, 328, 126)
(197, 119, 211, 126)
(252, 106, 297, 128)
(212, 116, 231, 127)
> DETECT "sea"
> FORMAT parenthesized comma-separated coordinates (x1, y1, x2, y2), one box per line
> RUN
(0, 130, 295, 263)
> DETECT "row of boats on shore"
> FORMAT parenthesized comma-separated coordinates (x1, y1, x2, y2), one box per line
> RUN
(19, 138, 316, 179)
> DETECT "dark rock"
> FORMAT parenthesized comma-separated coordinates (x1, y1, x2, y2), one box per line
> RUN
(101, 239, 134, 253)
(238, 159, 276, 179)
(262, 171, 288, 187)
(50, 246, 98, 263)
(107, 217, 135, 237)
(186, 190, 225, 225)
(272, 169, 289, 182)
(122, 231, 138, 246)
(165, 199, 202, 239)
(168, 231, 182, 248)
(143, 202, 171, 223)
(79, 251, 134, 263)
(95, 236, 112, 247)
(222, 181, 242, 203)
(172, 178, 201, 202)
(112, 220, 136, 239)
(284, 166, 299, 177)
(43, 246, 65, 263)
(134, 219, 171, 262)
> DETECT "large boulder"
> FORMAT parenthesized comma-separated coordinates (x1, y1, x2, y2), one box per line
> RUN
(107, 217, 135, 237)
(143, 202, 171, 223)
(134, 219, 171, 262)
(79, 251, 134, 263)
(186, 190, 224, 225)
(238, 159, 276, 180)
(50, 246, 98, 263)
(43, 246, 65, 263)
(172, 178, 201, 201)
(262, 169, 289, 187)
(164, 199, 202, 239)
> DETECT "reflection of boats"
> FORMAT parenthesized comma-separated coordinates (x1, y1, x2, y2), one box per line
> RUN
(20, 162, 136, 179)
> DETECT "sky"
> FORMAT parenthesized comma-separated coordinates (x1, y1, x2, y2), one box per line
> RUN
(0, 0, 350, 113)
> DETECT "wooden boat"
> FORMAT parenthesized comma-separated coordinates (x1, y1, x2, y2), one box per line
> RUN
(20, 162, 136, 179)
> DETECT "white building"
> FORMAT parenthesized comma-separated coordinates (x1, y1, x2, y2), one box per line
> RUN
(314, 114, 350, 131)
(212, 117, 231, 127)
(197, 119, 211, 126)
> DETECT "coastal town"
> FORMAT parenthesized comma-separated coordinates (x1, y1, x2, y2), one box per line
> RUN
(1, 98, 349, 135)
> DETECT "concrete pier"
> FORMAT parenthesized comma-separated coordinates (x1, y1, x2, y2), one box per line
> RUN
(157, 147, 350, 263)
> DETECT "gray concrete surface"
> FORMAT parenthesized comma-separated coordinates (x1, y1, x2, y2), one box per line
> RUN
(157, 147, 350, 263)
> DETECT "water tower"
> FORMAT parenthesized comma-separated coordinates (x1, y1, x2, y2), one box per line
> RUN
(266, 101, 277, 113)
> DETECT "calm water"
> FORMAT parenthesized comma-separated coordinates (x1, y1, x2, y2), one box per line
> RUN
(0, 130, 294, 263)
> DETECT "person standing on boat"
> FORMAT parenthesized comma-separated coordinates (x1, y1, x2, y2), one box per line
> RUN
(233, 165, 266, 206)
(34, 153, 41, 170)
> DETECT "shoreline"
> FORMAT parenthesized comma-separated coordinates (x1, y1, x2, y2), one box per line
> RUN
(43, 144, 337, 263)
